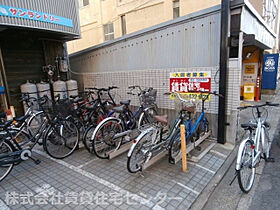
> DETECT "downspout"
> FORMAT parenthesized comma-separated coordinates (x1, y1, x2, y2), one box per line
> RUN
(218, 0, 230, 144)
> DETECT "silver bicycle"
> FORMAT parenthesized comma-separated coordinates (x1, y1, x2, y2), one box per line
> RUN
(235, 102, 279, 193)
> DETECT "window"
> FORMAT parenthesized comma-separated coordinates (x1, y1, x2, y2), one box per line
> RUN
(104, 23, 114, 41)
(173, 0, 179, 19)
(121, 15, 127, 35)
(78, 0, 89, 8)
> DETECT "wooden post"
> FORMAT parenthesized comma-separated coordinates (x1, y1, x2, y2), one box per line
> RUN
(180, 124, 187, 172)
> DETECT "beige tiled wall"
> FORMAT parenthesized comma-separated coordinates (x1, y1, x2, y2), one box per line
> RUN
(82, 67, 236, 114)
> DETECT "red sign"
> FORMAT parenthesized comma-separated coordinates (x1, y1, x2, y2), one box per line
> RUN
(169, 72, 211, 93)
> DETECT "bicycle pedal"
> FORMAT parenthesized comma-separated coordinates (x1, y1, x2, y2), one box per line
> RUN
(34, 159, 41, 165)
(29, 156, 41, 165)
(265, 157, 275, 162)
(195, 146, 201, 151)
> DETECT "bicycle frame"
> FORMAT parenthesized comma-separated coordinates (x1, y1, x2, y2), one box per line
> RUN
(185, 111, 207, 139)
(236, 117, 265, 171)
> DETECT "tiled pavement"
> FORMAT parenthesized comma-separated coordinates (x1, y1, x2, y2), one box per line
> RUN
(0, 141, 233, 210)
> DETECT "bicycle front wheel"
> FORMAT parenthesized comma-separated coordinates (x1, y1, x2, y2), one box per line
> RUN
(92, 119, 123, 159)
(0, 140, 14, 182)
(43, 119, 80, 159)
(28, 111, 44, 137)
(127, 130, 154, 173)
(237, 139, 256, 193)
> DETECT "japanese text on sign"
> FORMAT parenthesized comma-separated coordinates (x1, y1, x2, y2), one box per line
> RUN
(0, 5, 73, 27)
(169, 71, 211, 101)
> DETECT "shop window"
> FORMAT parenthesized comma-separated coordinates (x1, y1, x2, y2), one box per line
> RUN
(173, 0, 180, 19)
(78, 0, 89, 8)
(104, 23, 114, 41)
(121, 15, 127, 35)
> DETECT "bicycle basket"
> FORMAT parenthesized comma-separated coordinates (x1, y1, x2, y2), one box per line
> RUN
(54, 99, 74, 118)
(174, 94, 197, 114)
(141, 88, 157, 105)
(41, 99, 73, 119)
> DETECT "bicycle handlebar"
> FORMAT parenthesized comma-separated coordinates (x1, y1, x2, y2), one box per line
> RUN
(86, 86, 119, 92)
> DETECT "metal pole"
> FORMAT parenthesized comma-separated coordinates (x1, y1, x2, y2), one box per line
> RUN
(0, 47, 11, 107)
(218, 0, 230, 144)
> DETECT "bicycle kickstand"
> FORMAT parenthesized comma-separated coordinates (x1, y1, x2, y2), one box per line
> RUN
(265, 157, 275, 162)
(229, 172, 238, 186)
(263, 153, 275, 162)
(29, 156, 41, 165)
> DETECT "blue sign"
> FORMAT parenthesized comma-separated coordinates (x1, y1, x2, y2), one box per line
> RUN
(0, 5, 73, 28)
(0, 86, 5, 94)
(262, 54, 279, 90)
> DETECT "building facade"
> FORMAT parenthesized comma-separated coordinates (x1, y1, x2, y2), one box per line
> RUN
(67, 0, 280, 54)
(69, 0, 278, 144)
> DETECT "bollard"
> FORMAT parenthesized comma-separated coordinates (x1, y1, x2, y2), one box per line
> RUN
(180, 124, 187, 172)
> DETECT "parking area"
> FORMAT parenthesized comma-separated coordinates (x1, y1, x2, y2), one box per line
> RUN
(0, 142, 233, 210)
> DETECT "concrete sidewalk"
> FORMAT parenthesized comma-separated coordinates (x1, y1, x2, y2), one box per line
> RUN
(0, 132, 234, 210)
(200, 87, 280, 210)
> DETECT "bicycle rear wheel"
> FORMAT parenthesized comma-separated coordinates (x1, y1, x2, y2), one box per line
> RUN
(0, 140, 14, 182)
(83, 111, 105, 153)
(127, 130, 153, 173)
(28, 111, 44, 137)
(168, 129, 181, 164)
(43, 119, 80, 159)
(138, 107, 157, 129)
(83, 125, 96, 153)
(196, 118, 209, 138)
(237, 139, 255, 193)
(92, 119, 123, 159)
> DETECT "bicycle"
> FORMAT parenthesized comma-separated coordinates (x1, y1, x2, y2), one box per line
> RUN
(127, 91, 220, 173)
(91, 86, 158, 159)
(82, 86, 119, 152)
(168, 91, 221, 164)
(235, 102, 279, 193)
(0, 96, 80, 182)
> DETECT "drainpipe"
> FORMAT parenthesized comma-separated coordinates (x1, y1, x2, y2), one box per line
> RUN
(218, 0, 230, 144)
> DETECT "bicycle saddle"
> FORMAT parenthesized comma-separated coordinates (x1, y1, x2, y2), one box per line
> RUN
(113, 105, 125, 113)
(14, 114, 30, 123)
(73, 97, 83, 103)
(182, 105, 196, 113)
(154, 115, 168, 125)
(241, 122, 257, 130)
(120, 100, 131, 106)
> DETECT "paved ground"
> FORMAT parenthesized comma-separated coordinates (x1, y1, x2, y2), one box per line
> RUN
(203, 87, 280, 210)
(0, 132, 233, 210)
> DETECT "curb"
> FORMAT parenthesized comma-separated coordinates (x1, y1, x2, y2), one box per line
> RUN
(190, 144, 238, 210)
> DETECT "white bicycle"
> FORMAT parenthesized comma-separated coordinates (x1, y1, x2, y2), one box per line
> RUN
(235, 102, 279, 193)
